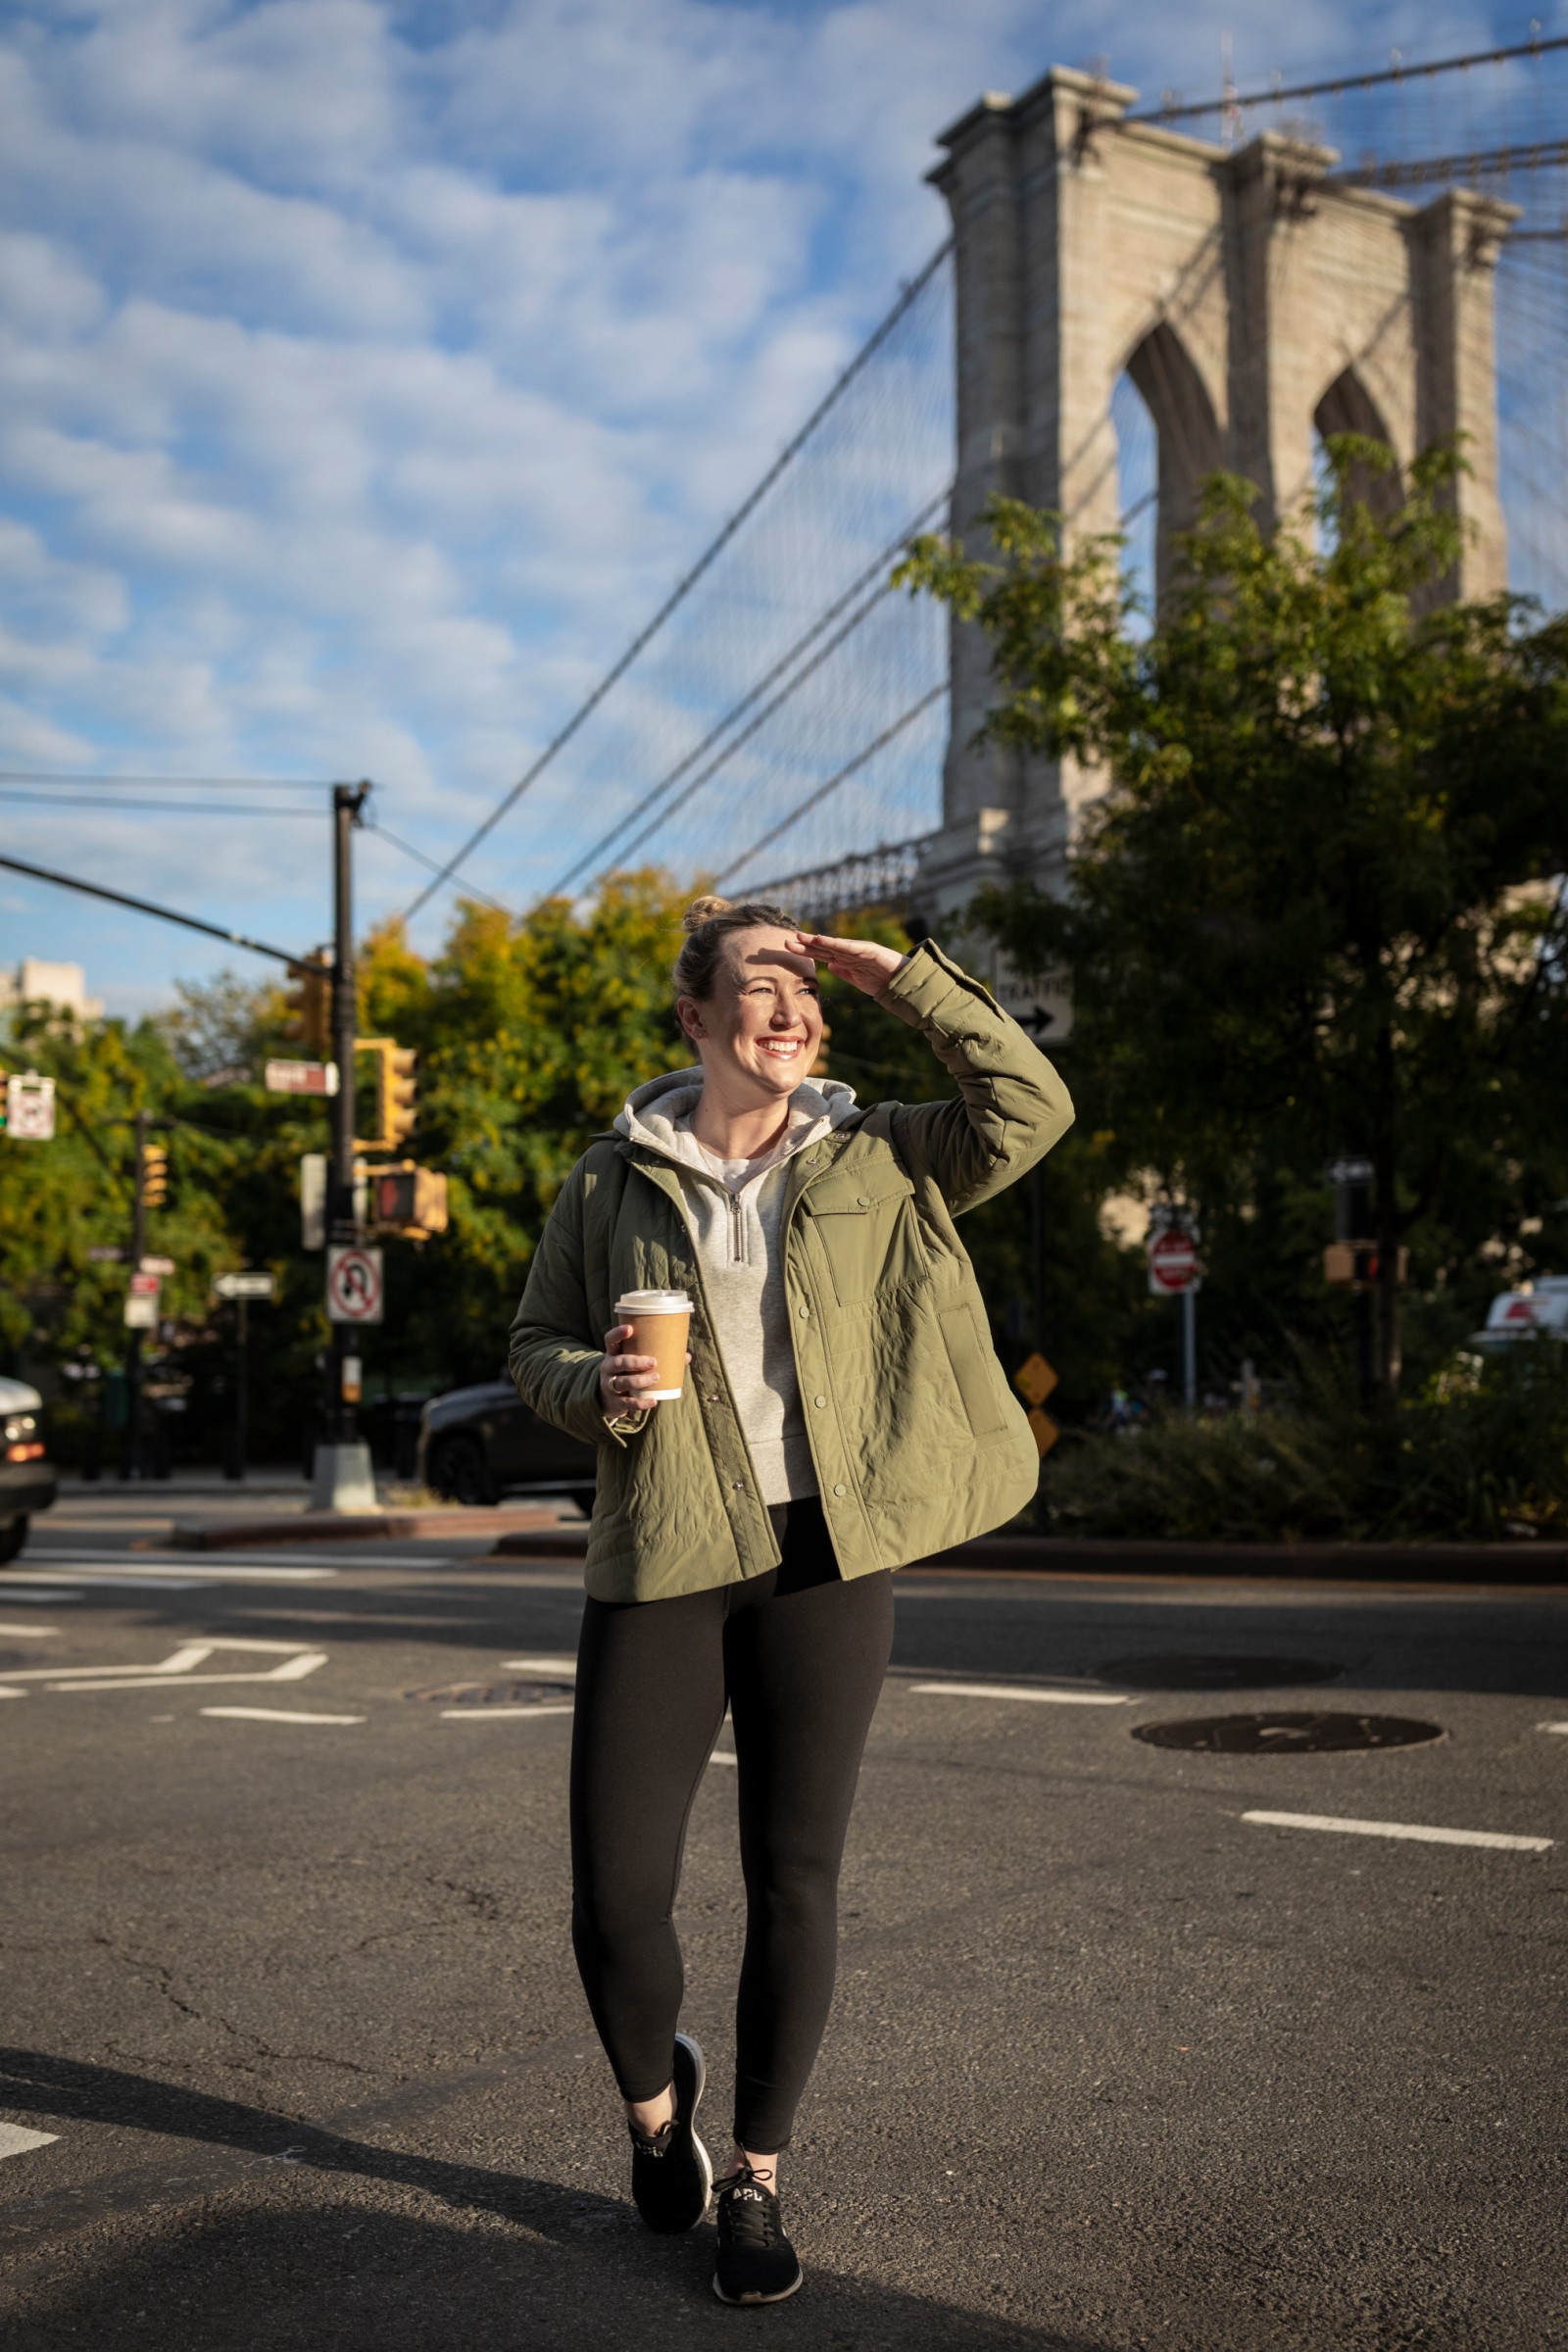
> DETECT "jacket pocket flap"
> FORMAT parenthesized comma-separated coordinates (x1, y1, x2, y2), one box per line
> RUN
(805, 1167, 915, 1216)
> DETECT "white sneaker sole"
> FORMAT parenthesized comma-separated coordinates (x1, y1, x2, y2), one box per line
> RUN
(675, 2031, 714, 2224)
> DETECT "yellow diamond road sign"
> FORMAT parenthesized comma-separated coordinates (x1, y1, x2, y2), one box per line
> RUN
(1027, 1407, 1060, 1457)
(1014, 1351, 1058, 1408)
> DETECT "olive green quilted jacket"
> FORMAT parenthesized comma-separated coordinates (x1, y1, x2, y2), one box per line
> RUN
(508, 941, 1073, 1602)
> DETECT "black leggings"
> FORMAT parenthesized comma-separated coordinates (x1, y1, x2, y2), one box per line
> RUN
(569, 1496, 893, 2152)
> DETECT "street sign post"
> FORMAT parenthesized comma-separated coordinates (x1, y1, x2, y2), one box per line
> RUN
(215, 1271, 275, 1300)
(213, 1273, 275, 1479)
(123, 1271, 160, 1332)
(1148, 1223, 1200, 1408)
(326, 1244, 383, 1326)
(266, 1059, 339, 1096)
(3, 1072, 56, 1140)
(1013, 1350, 1060, 1456)
(1148, 1229, 1200, 1297)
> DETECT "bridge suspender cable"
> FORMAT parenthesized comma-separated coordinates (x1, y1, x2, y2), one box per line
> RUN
(398, 239, 955, 924)
(546, 489, 951, 901)
(711, 684, 948, 892)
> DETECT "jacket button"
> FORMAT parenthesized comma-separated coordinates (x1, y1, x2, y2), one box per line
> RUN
(856, 1195, 870, 1207)
(797, 1304, 810, 1319)
(732, 1480, 746, 1493)
(813, 1395, 827, 1408)
(832, 1482, 847, 1497)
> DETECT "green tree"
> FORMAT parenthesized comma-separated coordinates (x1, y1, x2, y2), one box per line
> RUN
(900, 442, 1568, 1392)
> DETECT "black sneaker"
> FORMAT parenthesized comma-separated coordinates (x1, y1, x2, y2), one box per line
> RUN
(628, 2032, 712, 2233)
(712, 2164, 803, 2305)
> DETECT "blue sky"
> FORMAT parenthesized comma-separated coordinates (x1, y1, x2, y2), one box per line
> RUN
(0, 0, 1525, 1014)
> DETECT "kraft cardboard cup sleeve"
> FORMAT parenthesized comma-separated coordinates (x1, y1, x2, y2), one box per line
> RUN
(614, 1290, 693, 1401)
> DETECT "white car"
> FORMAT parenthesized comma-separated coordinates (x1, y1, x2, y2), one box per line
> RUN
(1471, 1277, 1568, 1349)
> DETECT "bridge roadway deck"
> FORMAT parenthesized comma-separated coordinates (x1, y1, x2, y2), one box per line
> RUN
(1, 1494, 1563, 2349)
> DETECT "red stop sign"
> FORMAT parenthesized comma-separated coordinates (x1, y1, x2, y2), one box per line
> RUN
(1149, 1228, 1199, 1295)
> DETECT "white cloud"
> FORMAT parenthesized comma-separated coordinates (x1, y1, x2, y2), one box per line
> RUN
(0, 0, 1488, 1004)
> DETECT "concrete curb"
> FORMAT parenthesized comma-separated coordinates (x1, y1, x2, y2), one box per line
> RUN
(161, 1505, 571, 1551)
(488, 1526, 1568, 1581)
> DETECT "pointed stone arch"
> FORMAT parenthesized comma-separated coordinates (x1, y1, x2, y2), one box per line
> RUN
(1314, 366, 1403, 522)
(1123, 319, 1224, 600)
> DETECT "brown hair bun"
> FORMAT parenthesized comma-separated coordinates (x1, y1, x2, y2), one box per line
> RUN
(672, 895, 804, 1003)
(681, 894, 733, 933)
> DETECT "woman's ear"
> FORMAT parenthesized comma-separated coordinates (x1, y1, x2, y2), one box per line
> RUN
(675, 994, 706, 1045)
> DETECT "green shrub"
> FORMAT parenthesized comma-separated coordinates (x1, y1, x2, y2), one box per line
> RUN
(1044, 1344, 1568, 1543)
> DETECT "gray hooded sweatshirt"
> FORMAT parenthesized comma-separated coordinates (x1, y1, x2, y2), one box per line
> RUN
(612, 1067, 862, 1504)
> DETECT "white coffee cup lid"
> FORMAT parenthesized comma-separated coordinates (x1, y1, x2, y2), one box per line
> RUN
(615, 1289, 692, 1313)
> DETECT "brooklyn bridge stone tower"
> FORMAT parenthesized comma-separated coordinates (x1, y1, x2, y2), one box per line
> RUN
(918, 66, 1515, 918)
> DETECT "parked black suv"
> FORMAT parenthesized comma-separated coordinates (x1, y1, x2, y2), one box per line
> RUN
(417, 1378, 596, 1509)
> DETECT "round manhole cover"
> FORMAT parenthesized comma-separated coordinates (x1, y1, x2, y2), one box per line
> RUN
(1104, 1654, 1342, 1691)
(1131, 1711, 1444, 1754)
(404, 1679, 573, 1708)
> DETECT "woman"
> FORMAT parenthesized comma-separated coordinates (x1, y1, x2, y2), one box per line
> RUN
(510, 897, 1072, 2306)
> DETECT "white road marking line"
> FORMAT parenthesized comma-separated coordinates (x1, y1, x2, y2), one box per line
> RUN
(51, 1657, 327, 1693)
(201, 1706, 366, 1725)
(501, 1656, 577, 1677)
(907, 1681, 1129, 1706)
(0, 1574, 212, 1592)
(0, 1589, 82, 1603)
(24, 1562, 332, 1584)
(1243, 1810, 1554, 1853)
(709, 1750, 737, 1766)
(0, 2123, 58, 2160)
(1540, 1722, 1568, 1736)
(0, 1622, 57, 1637)
(439, 1704, 573, 1720)
(0, 1688, 24, 1699)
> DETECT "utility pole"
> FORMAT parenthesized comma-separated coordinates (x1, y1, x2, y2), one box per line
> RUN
(311, 782, 376, 1510)
(120, 1108, 149, 1481)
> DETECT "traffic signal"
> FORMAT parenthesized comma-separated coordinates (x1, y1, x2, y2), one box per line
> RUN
(1323, 1242, 1409, 1290)
(376, 1046, 418, 1151)
(139, 1142, 170, 1209)
(286, 949, 333, 1056)
(363, 1162, 448, 1239)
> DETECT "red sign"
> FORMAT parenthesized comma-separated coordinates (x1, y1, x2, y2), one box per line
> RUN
(266, 1059, 339, 1097)
(127, 1271, 161, 1298)
(326, 1244, 383, 1325)
(1149, 1228, 1200, 1297)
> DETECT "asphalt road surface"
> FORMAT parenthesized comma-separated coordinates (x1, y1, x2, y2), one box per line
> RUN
(2, 1491, 1564, 2350)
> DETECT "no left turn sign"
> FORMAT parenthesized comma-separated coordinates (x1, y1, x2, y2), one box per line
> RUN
(327, 1244, 384, 1325)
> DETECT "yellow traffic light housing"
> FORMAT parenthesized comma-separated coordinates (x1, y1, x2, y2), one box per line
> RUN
(287, 949, 333, 1056)
(353, 1040, 418, 1154)
(362, 1160, 449, 1241)
(140, 1142, 169, 1209)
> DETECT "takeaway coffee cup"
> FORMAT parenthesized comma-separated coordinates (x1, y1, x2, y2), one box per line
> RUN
(613, 1289, 693, 1402)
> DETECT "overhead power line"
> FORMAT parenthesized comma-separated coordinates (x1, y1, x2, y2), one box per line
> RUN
(398, 239, 956, 924)
(0, 852, 304, 969)
(0, 789, 326, 817)
(0, 770, 331, 788)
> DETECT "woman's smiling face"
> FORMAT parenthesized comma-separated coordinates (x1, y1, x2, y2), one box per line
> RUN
(677, 925, 824, 1102)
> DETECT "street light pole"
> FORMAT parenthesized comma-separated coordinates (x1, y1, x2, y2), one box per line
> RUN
(310, 782, 376, 1510)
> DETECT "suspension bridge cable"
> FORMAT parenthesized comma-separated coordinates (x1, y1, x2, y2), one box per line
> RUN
(1135, 31, 1568, 123)
(584, 578, 905, 883)
(545, 488, 952, 898)
(712, 685, 948, 890)
(397, 239, 955, 924)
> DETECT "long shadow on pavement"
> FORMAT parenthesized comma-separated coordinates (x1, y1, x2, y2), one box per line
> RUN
(0, 2049, 1099, 2352)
